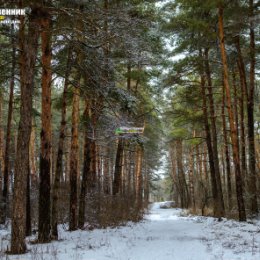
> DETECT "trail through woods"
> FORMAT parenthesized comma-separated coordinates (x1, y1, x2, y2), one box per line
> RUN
(1, 202, 260, 260)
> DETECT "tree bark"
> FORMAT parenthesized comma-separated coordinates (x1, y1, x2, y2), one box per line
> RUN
(11, 6, 41, 254)
(30, 118, 37, 183)
(175, 139, 189, 208)
(78, 101, 91, 229)
(0, 91, 3, 194)
(170, 144, 180, 206)
(235, 45, 247, 185)
(247, 0, 258, 215)
(222, 83, 232, 210)
(38, 9, 52, 242)
(199, 57, 222, 218)
(188, 147, 195, 212)
(103, 145, 110, 194)
(235, 35, 248, 189)
(204, 48, 225, 216)
(218, 5, 246, 221)
(135, 145, 143, 208)
(26, 164, 31, 236)
(51, 47, 72, 239)
(69, 84, 80, 231)
(113, 138, 124, 195)
(3, 24, 16, 207)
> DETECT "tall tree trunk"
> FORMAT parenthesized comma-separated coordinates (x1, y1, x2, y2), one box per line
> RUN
(0, 90, 3, 185)
(232, 72, 240, 141)
(143, 162, 149, 207)
(135, 145, 143, 209)
(204, 48, 225, 216)
(11, 6, 41, 254)
(218, 5, 246, 221)
(69, 84, 80, 231)
(3, 24, 16, 208)
(65, 127, 71, 183)
(188, 147, 195, 212)
(113, 138, 124, 195)
(235, 35, 248, 194)
(26, 164, 31, 236)
(30, 118, 37, 183)
(236, 56, 247, 185)
(199, 58, 222, 217)
(247, 0, 258, 215)
(222, 83, 232, 210)
(103, 145, 110, 194)
(0, 91, 4, 223)
(176, 139, 189, 208)
(51, 47, 72, 239)
(38, 9, 52, 242)
(78, 101, 91, 229)
(170, 144, 179, 207)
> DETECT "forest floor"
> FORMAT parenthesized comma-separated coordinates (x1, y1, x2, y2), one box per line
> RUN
(1, 202, 260, 260)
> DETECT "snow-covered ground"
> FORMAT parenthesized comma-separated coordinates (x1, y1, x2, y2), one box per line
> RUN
(1, 202, 260, 260)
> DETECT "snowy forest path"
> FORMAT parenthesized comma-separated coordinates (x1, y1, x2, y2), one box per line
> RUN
(2, 202, 260, 260)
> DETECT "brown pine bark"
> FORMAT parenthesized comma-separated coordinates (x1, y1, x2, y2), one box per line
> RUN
(69, 84, 80, 231)
(218, 5, 246, 221)
(247, 0, 258, 214)
(143, 162, 149, 207)
(188, 147, 195, 212)
(232, 72, 240, 142)
(113, 138, 124, 195)
(51, 48, 72, 239)
(30, 119, 37, 183)
(3, 24, 16, 205)
(175, 139, 189, 208)
(65, 127, 71, 183)
(235, 35, 248, 195)
(199, 60, 222, 218)
(121, 147, 126, 196)
(11, 6, 41, 254)
(26, 164, 31, 236)
(196, 145, 203, 182)
(135, 145, 143, 208)
(90, 137, 97, 192)
(204, 48, 225, 216)
(236, 51, 247, 184)
(203, 144, 209, 186)
(170, 144, 179, 206)
(38, 9, 52, 242)
(222, 84, 232, 210)
(103, 145, 110, 194)
(0, 91, 2, 192)
(78, 101, 91, 229)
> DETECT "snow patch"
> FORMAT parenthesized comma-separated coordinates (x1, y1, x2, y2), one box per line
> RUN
(0, 203, 259, 260)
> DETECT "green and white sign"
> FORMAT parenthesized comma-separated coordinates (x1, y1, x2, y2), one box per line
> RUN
(115, 127, 144, 135)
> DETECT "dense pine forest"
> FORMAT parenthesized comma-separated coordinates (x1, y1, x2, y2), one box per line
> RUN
(0, 0, 259, 259)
